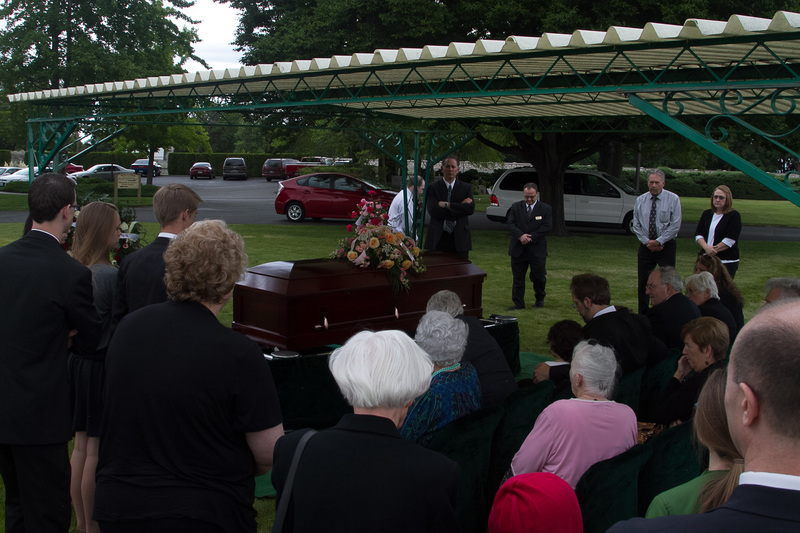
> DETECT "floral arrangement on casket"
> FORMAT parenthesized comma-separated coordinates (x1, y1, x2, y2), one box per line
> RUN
(113, 206, 147, 266)
(333, 191, 426, 293)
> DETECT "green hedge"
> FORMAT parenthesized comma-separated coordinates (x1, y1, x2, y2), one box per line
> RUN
(0, 150, 12, 166)
(24, 151, 143, 169)
(167, 152, 303, 177)
(5, 179, 159, 198)
(619, 168, 786, 200)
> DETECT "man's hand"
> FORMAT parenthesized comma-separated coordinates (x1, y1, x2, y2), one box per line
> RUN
(533, 362, 551, 384)
(646, 239, 663, 252)
(438, 201, 448, 208)
(461, 197, 473, 204)
(519, 233, 532, 245)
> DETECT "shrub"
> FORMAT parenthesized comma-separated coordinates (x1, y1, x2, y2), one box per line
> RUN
(2, 181, 29, 193)
(619, 169, 785, 200)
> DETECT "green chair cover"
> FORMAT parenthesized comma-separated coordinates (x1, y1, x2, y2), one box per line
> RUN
(638, 349, 681, 422)
(487, 381, 555, 500)
(638, 420, 702, 515)
(613, 367, 645, 414)
(575, 443, 654, 533)
(426, 404, 505, 533)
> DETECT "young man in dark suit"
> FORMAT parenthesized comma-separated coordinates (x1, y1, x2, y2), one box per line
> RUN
(0, 173, 101, 532)
(424, 156, 475, 259)
(112, 183, 202, 325)
(609, 300, 800, 532)
(507, 182, 552, 310)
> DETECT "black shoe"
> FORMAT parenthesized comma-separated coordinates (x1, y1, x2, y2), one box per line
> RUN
(508, 305, 525, 311)
(534, 300, 544, 308)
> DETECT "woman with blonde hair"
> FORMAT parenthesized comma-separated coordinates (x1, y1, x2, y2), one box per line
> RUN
(68, 201, 121, 533)
(694, 185, 741, 278)
(646, 368, 743, 517)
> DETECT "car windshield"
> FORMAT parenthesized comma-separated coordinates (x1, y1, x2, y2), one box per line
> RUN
(360, 178, 383, 190)
(195, 163, 210, 168)
(600, 172, 636, 195)
(133, 159, 148, 165)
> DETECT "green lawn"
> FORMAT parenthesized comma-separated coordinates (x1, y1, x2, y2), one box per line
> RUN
(0, 217, 797, 532)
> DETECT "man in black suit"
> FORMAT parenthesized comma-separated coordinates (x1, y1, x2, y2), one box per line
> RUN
(0, 173, 101, 533)
(609, 300, 800, 532)
(507, 182, 552, 309)
(425, 156, 475, 259)
(535, 274, 665, 384)
(645, 266, 701, 351)
(112, 183, 202, 325)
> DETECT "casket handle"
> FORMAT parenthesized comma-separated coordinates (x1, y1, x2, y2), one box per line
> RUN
(314, 316, 329, 331)
(395, 307, 399, 319)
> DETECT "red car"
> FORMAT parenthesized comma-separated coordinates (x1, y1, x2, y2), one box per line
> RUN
(275, 173, 396, 222)
(189, 162, 215, 179)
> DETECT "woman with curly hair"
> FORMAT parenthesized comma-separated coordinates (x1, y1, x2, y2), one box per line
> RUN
(94, 220, 284, 532)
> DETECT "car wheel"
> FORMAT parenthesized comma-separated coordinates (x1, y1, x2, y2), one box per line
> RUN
(285, 202, 306, 222)
(622, 211, 634, 235)
(223, 176, 228, 180)
(265, 177, 271, 182)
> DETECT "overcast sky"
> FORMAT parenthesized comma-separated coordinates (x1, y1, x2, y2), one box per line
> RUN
(182, 0, 244, 72)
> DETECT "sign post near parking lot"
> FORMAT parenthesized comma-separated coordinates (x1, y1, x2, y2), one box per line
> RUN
(115, 173, 141, 203)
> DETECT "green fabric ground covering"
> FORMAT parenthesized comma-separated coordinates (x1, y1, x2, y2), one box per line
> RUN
(255, 472, 276, 499)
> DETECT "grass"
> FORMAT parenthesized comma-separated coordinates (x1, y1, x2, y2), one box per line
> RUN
(0, 192, 152, 210)
(0, 218, 797, 532)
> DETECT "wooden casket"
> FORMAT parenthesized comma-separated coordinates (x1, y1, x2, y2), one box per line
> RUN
(232, 252, 486, 351)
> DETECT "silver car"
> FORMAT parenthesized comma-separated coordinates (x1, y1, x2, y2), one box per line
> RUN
(486, 168, 638, 234)
(72, 164, 136, 183)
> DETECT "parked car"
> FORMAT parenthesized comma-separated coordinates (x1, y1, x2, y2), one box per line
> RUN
(130, 158, 162, 176)
(300, 156, 333, 165)
(222, 157, 248, 180)
(262, 158, 300, 181)
(189, 162, 215, 179)
(71, 164, 136, 183)
(0, 166, 23, 176)
(486, 168, 637, 233)
(275, 172, 396, 222)
(0, 168, 35, 186)
(63, 162, 84, 174)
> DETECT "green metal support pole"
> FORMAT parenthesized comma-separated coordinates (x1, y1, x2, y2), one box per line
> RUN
(628, 94, 800, 207)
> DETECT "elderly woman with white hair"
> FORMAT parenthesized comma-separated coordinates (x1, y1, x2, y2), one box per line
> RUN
(271, 330, 460, 533)
(511, 340, 637, 488)
(400, 310, 482, 445)
(685, 271, 738, 340)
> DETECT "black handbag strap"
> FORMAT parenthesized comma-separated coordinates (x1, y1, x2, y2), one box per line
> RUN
(272, 429, 317, 532)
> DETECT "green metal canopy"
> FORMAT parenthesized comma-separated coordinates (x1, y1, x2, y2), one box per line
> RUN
(7, 11, 800, 205)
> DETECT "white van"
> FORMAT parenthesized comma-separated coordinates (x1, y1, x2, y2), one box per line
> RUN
(486, 168, 638, 233)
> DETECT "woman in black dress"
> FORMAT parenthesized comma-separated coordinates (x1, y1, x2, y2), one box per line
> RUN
(68, 201, 121, 533)
(694, 185, 741, 278)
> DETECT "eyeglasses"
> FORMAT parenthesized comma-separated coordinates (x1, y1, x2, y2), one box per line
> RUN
(70, 204, 80, 210)
(645, 283, 663, 290)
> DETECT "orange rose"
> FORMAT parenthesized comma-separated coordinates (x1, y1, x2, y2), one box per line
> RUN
(369, 237, 380, 249)
(383, 259, 395, 269)
(385, 233, 396, 244)
(401, 260, 412, 269)
(347, 251, 358, 261)
(413, 247, 420, 257)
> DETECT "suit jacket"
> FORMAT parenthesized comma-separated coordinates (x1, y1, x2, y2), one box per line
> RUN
(699, 297, 738, 340)
(112, 236, 171, 326)
(646, 294, 701, 350)
(425, 178, 475, 253)
(507, 200, 552, 258)
(584, 307, 664, 373)
(695, 209, 741, 262)
(0, 230, 101, 444)
(608, 484, 800, 532)
(272, 414, 460, 533)
(458, 315, 517, 407)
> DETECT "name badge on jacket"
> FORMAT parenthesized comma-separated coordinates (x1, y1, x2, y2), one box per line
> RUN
(535, 216, 542, 220)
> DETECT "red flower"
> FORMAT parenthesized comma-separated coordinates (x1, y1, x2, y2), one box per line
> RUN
(351, 211, 358, 219)
(346, 224, 353, 232)
(371, 218, 380, 225)
(368, 190, 376, 196)
(367, 206, 374, 213)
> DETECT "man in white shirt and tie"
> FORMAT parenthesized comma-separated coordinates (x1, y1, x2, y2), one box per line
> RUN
(388, 176, 425, 238)
(507, 183, 552, 310)
(632, 169, 682, 314)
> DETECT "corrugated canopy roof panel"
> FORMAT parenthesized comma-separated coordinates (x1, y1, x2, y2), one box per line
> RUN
(8, 11, 800, 121)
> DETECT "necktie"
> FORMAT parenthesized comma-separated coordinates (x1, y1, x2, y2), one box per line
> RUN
(527, 205, 533, 219)
(648, 195, 658, 240)
(444, 184, 455, 233)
